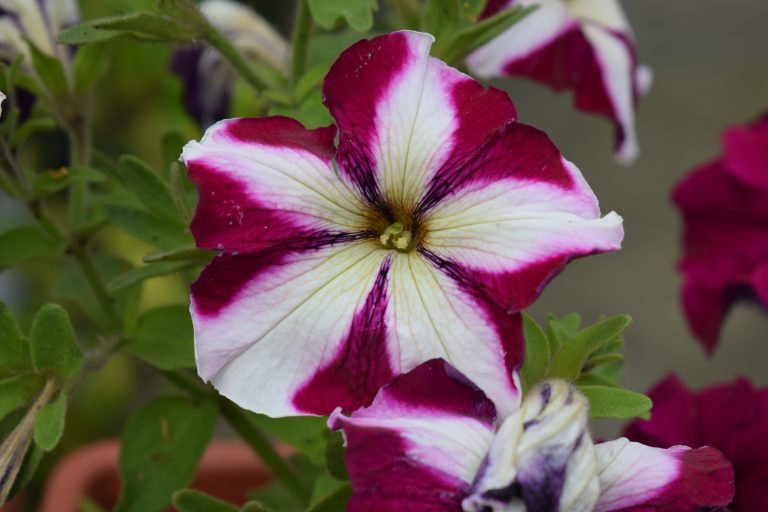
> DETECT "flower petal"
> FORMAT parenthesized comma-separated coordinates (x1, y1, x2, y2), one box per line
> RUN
(181, 117, 370, 254)
(594, 439, 734, 511)
(191, 241, 395, 417)
(468, 1, 644, 162)
(424, 123, 623, 312)
(329, 359, 496, 512)
(722, 114, 768, 192)
(389, 253, 523, 418)
(463, 381, 600, 512)
(323, 30, 517, 208)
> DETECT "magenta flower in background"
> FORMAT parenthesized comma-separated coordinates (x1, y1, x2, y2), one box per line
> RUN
(672, 115, 768, 352)
(181, 31, 623, 418)
(331, 360, 734, 512)
(625, 375, 768, 511)
(467, 0, 651, 163)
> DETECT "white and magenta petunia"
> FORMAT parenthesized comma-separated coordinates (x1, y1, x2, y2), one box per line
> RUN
(181, 31, 623, 418)
(467, 0, 651, 163)
(330, 360, 735, 512)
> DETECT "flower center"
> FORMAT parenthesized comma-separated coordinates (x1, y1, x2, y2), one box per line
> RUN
(379, 222, 414, 252)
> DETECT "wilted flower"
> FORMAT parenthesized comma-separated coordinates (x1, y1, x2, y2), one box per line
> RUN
(467, 0, 651, 163)
(672, 115, 768, 352)
(171, 0, 288, 127)
(182, 31, 623, 418)
(625, 375, 768, 511)
(331, 360, 735, 512)
(0, 0, 79, 62)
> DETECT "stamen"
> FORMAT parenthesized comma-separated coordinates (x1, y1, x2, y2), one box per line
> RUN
(379, 222, 413, 252)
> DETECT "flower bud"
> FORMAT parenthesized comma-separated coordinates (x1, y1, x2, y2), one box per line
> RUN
(462, 381, 600, 512)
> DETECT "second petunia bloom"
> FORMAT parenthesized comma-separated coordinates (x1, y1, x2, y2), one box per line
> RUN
(181, 31, 623, 418)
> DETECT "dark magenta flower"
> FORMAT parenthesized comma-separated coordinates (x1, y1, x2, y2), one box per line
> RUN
(672, 115, 768, 352)
(331, 360, 734, 512)
(467, 0, 651, 163)
(625, 375, 768, 511)
(181, 31, 623, 419)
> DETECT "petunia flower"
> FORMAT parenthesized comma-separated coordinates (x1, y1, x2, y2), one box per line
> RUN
(467, 0, 651, 163)
(672, 115, 768, 352)
(330, 359, 735, 512)
(625, 375, 768, 511)
(171, 0, 288, 127)
(0, 0, 78, 62)
(181, 31, 623, 418)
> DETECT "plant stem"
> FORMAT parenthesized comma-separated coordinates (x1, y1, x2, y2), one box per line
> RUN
(162, 370, 311, 505)
(65, 107, 92, 232)
(219, 398, 311, 506)
(290, 0, 311, 87)
(203, 22, 270, 92)
(70, 243, 122, 329)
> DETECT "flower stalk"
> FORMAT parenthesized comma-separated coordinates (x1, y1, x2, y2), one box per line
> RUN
(290, 0, 312, 87)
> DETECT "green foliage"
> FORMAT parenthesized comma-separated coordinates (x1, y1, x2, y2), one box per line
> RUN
(114, 396, 217, 512)
(324, 435, 348, 481)
(62, 11, 202, 45)
(119, 155, 183, 227)
(29, 304, 83, 381)
(127, 305, 195, 370)
(0, 225, 65, 269)
(32, 166, 105, 195)
(173, 489, 239, 512)
(249, 414, 332, 466)
(33, 390, 68, 451)
(521, 314, 549, 391)
(102, 204, 192, 249)
(306, 484, 352, 512)
(0, 302, 32, 373)
(308, 0, 378, 32)
(27, 42, 69, 99)
(579, 386, 653, 419)
(0, 375, 45, 422)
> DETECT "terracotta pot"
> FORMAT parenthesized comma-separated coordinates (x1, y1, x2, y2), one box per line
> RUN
(3, 440, 287, 512)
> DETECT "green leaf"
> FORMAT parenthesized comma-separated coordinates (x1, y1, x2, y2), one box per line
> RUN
(578, 385, 652, 420)
(29, 304, 83, 381)
(10, 116, 57, 148)
(91, 12, 200, 43)
(247, 483, 301, 512)
(7, 443, 43, 501)
(173, 489, 238, 512)
(169, 162, 195, 224)
(27, 41, 68, 98)
(58, 22, 122, 45)
(114, 396, 217, 512)
(423, 0, 460, 43)
(548, 313, 581, 343)
(0, 375, 45, 422)
(33, 389, 67, 451)
(106, 260, 197, 294)
(143, 245, 211, 264)
(307, 0, 378, 32)
(576, 373, 620, 388)
(240, 502, 273, 512)
(0, 302, 32, 373)
(162, 131, 188, 178)
(103, 204, 192, 249)
(249, 415, 331, 466)
(33, 166, 106, 195)
(119, 155, 182, 225)
(521, 314, 549, 390)
(547, 315, 631, 381)
(127, 305, 195, 370)
(310, 473, 346, 507)
(440, 5, 536, 64)
(0, 225, 64, 268)
(305, 484, 352, 512)
(324, 434, 348, 481)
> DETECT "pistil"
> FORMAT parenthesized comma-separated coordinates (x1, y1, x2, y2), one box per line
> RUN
(379, 222, 414, 252)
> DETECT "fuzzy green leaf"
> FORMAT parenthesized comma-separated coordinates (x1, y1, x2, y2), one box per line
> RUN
(172, 489, 239, 512)
(91, 12, 199, 43)
(59, 23, 122, 45)
(114, 396, 217, 512)
(10, 116, 57, 148)
(324, 434, 348, 481)
(29, 304, 83, 381)
(0, 302, 32, 373)
(127, 305, 195, 370)
(0, 225, 64, 268)
(106, 260, 197, 294)
(0, 375, 45, 422)
(308, 0, 378, 32)
(33, 390, 67, 451)
(579, 385, 652, 419)
(547, 315, 631, 381)
(103, 204, 192, 249)
(27, 41, 68, 98)
(120, 155, 182, 225)
(249, 414, 331, 465)
(521, 314, 549, 390)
